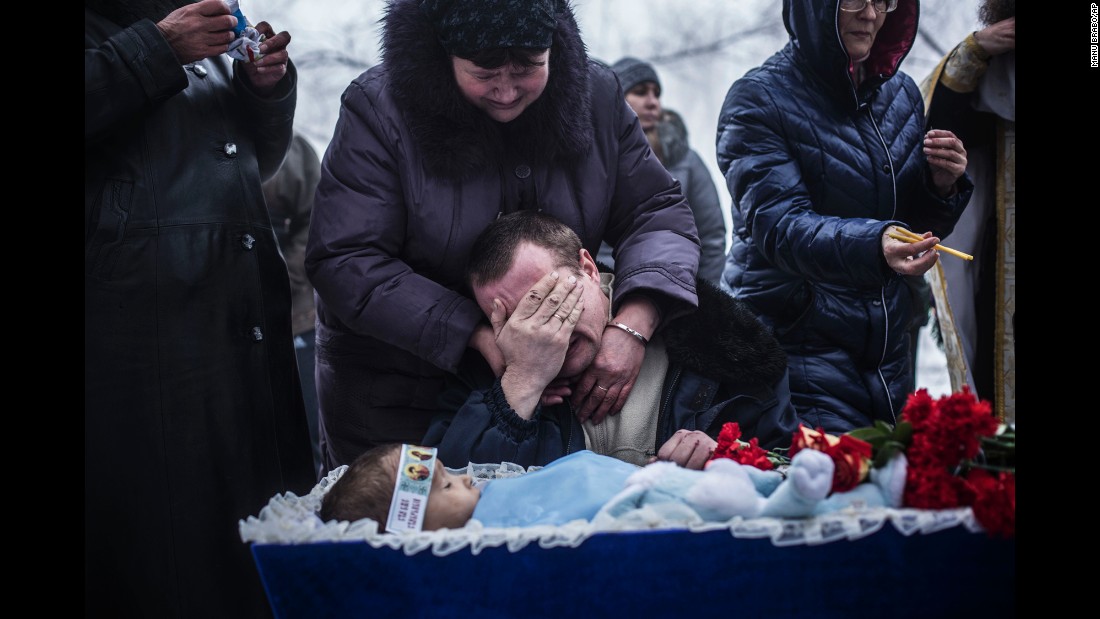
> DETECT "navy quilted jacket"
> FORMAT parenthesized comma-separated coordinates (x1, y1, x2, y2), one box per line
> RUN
(716, 0, 971, 431)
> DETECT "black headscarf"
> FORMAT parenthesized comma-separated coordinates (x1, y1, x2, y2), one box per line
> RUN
(419, 0, 558, 57)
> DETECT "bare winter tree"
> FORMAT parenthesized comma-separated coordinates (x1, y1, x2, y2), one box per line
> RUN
(250, 0, 383, 154)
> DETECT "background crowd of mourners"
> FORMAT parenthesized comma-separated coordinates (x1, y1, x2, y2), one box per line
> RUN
(85, 0, 1013, 616)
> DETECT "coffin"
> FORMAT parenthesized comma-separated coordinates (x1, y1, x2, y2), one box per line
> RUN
(241, 462, 1015, 619)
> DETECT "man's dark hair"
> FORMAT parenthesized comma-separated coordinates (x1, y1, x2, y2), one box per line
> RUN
(466, 211, 582, 287)
(979, 0, 1015, 25)
(319, 444, 402, 524)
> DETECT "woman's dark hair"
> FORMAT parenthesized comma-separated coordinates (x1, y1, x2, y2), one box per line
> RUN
(462, 46, 550, 70)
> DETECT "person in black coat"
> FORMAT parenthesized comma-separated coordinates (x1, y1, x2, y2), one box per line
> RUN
(85, 1, 315, 616)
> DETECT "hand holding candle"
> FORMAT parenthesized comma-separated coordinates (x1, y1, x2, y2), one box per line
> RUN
(887, 227, 973, 261)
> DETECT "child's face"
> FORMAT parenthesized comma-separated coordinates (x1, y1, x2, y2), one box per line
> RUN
(422, 460, 480, 531)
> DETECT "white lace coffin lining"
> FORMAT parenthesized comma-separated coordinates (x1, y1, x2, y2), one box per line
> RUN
(239, 461, 985, 556)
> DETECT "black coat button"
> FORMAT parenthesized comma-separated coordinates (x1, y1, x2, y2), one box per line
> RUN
(251, 326, 264, 342)
(514, 164, 531, 179)
(882, 163, 891, 174)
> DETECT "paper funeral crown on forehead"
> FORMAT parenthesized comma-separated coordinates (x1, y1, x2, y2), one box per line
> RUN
(419, 0, 559, 58)
(387, 444, 439, 533)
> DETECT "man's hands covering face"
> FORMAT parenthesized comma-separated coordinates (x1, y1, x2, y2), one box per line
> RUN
(493, 271, 585, 420)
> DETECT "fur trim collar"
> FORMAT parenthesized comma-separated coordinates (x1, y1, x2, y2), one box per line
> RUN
(655, 109, 690, 168)
(380, 0, 593, 180)
(663, 280, 789, 388)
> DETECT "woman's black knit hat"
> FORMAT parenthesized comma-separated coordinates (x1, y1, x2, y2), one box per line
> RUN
(420, 0, 558, 58)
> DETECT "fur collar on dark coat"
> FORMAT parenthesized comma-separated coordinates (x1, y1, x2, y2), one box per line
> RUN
(380, 0, 593, 179)
(662, 279, 789, 389)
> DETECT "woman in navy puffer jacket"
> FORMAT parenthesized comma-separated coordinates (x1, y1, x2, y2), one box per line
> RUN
(716, 0, 972, 433)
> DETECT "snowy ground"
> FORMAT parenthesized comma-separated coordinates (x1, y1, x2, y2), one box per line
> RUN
(915, 321, 951, 398)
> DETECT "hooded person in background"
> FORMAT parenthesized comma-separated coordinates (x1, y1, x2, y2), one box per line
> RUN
(597, 57, 727, 285)
(86, 1, 315, 616)
(306, 0, 702, 472)
(920, 0, 1015, 422)
(715, 0, 973, 434)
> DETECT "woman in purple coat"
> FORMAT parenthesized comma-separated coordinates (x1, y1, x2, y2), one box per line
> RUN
(306, 0, 702, 471)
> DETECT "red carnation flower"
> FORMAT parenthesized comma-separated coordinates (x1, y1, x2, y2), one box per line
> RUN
(789, 425, 871, 493)
(904, 466, 972, 509)
(899, 386, 1004, 513)
(789, 425, 831, 457)
(726, 437, 774, 471)
(967, 469, 1015, 538)
(712, 422, 743, 461)
(708, 423, 774, 471)
(899, 389, 936, 427)
(829, 435, 873, 493)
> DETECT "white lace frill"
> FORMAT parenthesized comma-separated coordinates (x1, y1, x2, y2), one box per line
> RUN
(239, 461, 986, 557)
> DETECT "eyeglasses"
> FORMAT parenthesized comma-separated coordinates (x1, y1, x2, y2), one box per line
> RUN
(839, 0, 899, 13)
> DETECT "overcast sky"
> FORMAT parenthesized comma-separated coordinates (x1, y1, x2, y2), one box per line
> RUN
(251, 0, 982, 181)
